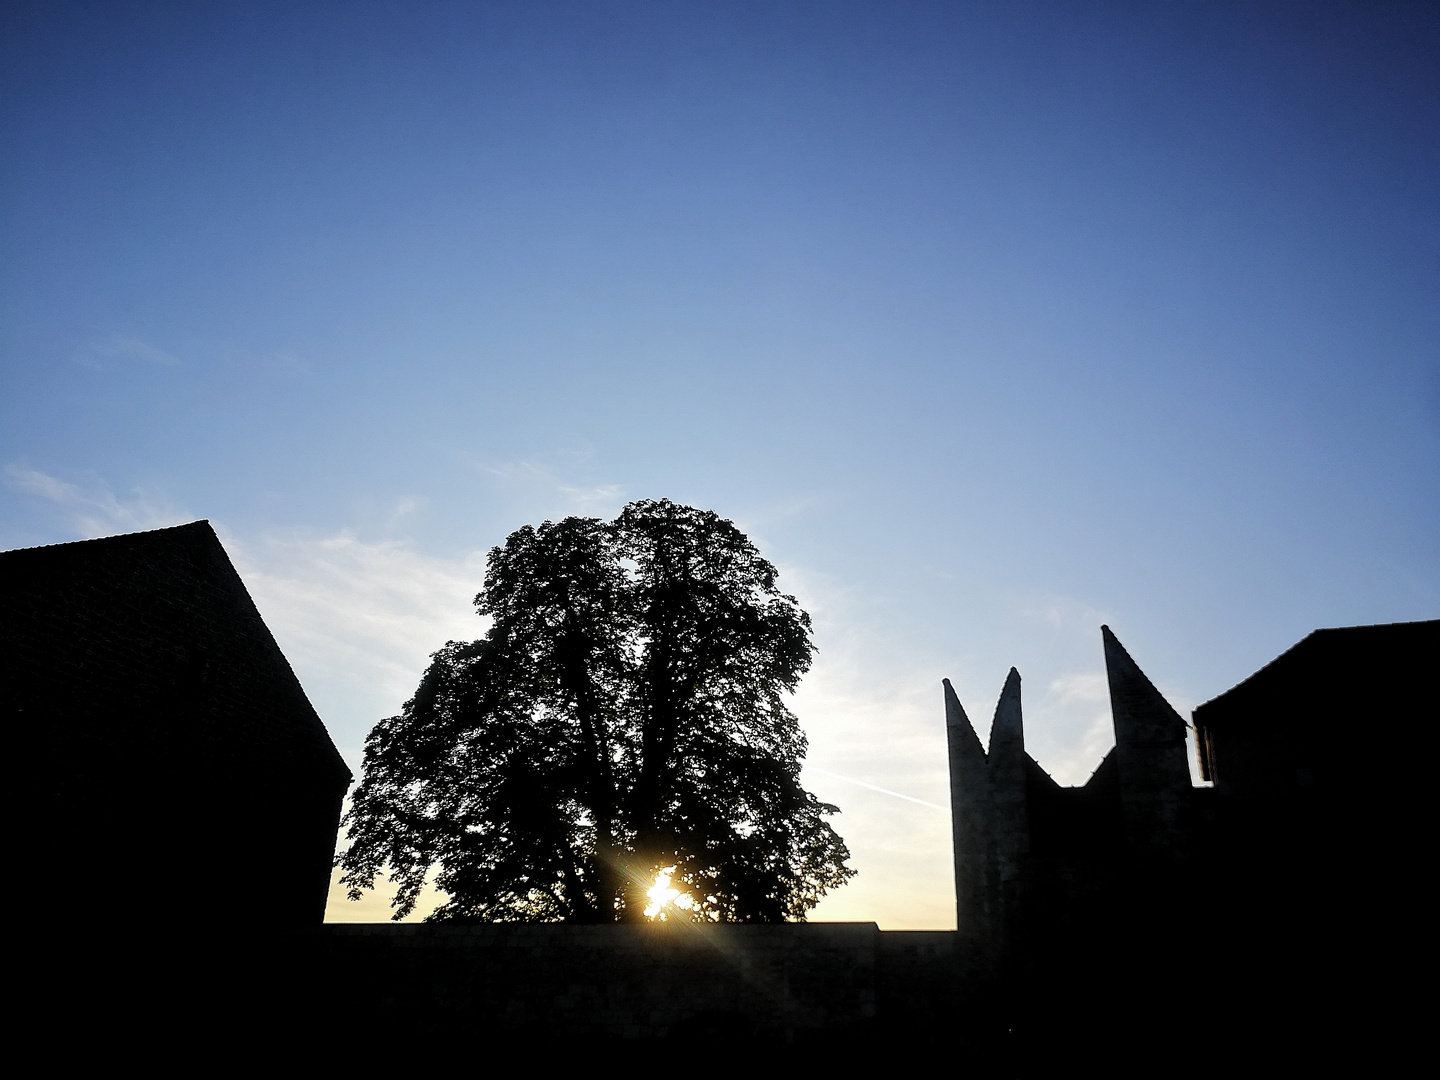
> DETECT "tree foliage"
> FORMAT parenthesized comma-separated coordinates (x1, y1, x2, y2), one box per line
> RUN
(339, 499, 854, 922)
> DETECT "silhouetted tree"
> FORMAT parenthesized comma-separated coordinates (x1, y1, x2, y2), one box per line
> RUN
(339, 499, 853, 922)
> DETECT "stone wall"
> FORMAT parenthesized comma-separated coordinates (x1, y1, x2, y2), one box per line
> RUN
(29, 922, 1004, 1064)
(291, 922, 977, 1046)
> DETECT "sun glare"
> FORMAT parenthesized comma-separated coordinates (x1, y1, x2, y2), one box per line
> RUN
(643, 867, 694, 920)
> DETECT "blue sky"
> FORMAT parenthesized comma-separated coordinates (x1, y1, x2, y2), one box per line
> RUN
(4, 1, 1436, 926)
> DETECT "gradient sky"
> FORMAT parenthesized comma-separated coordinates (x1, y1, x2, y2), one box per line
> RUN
(4, 1, 1436, 927)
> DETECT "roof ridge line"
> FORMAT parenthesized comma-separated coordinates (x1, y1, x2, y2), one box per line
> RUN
(0, 520, 211, 556)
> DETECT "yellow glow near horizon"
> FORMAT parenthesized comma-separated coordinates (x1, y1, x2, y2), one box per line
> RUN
(643, 866, 694, 920)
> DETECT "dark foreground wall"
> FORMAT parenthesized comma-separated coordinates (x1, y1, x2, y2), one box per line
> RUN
(29, 918, 1360, 1070)
(300, 922, 975, 1046)
(32, 922, 993, 1064)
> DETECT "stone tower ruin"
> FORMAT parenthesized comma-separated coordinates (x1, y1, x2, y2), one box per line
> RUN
(942, 618, 1437, 1061)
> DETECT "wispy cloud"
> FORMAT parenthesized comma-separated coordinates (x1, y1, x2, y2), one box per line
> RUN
(224, 528, 489, 739)
(4, 464, 190, 538)
(1032, 671, 1115, 785)
(469, 458, 626, 517)
(223, 526, 495, 923)
(780, 561, 958, 928)
(1021, 594, 1112, 634)
(79, 333, 180, 370)
(806, 768, 946, 811)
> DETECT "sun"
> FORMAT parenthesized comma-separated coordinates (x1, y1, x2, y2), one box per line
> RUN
(643, 866, 694, 920)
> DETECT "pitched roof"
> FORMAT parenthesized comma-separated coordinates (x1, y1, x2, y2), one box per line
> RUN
(2, 520, 351, 783)
(1194, 619, 1439, 716)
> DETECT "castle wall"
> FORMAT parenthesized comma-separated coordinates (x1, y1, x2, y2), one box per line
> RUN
(284, 922, 978, 1044)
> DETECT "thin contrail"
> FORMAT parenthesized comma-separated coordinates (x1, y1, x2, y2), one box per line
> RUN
(807, 768, 947, 811)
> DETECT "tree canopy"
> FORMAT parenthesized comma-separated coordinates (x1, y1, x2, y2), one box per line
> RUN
(338, 499, 854, 922)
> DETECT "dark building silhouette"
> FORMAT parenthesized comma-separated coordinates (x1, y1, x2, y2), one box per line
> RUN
(3, 521, 351, 926)
(945, 627, 1196, 968)
(944, 619, 1436, 1060)
(1192, 620, 1436, 801)
(1189, 619, 1435, 1033)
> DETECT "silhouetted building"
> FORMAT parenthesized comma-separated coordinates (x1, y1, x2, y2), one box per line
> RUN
(943, 619, 1436, 1058)
(1192, 620, 1437, 800)
(1189, 619, 1435, 1017)
(3, 521, 351, 925)
(944, 627, 1198, 968)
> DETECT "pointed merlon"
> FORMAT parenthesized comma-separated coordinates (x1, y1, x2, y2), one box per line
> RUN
(987, 667, 1025, 762)
(1102, 625, 1193, 852)
(944, 678, 987, 763)
(944, 677, 996, 948)
(1102, 626, 1187, 744)
(986, 666, 1030, 875)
